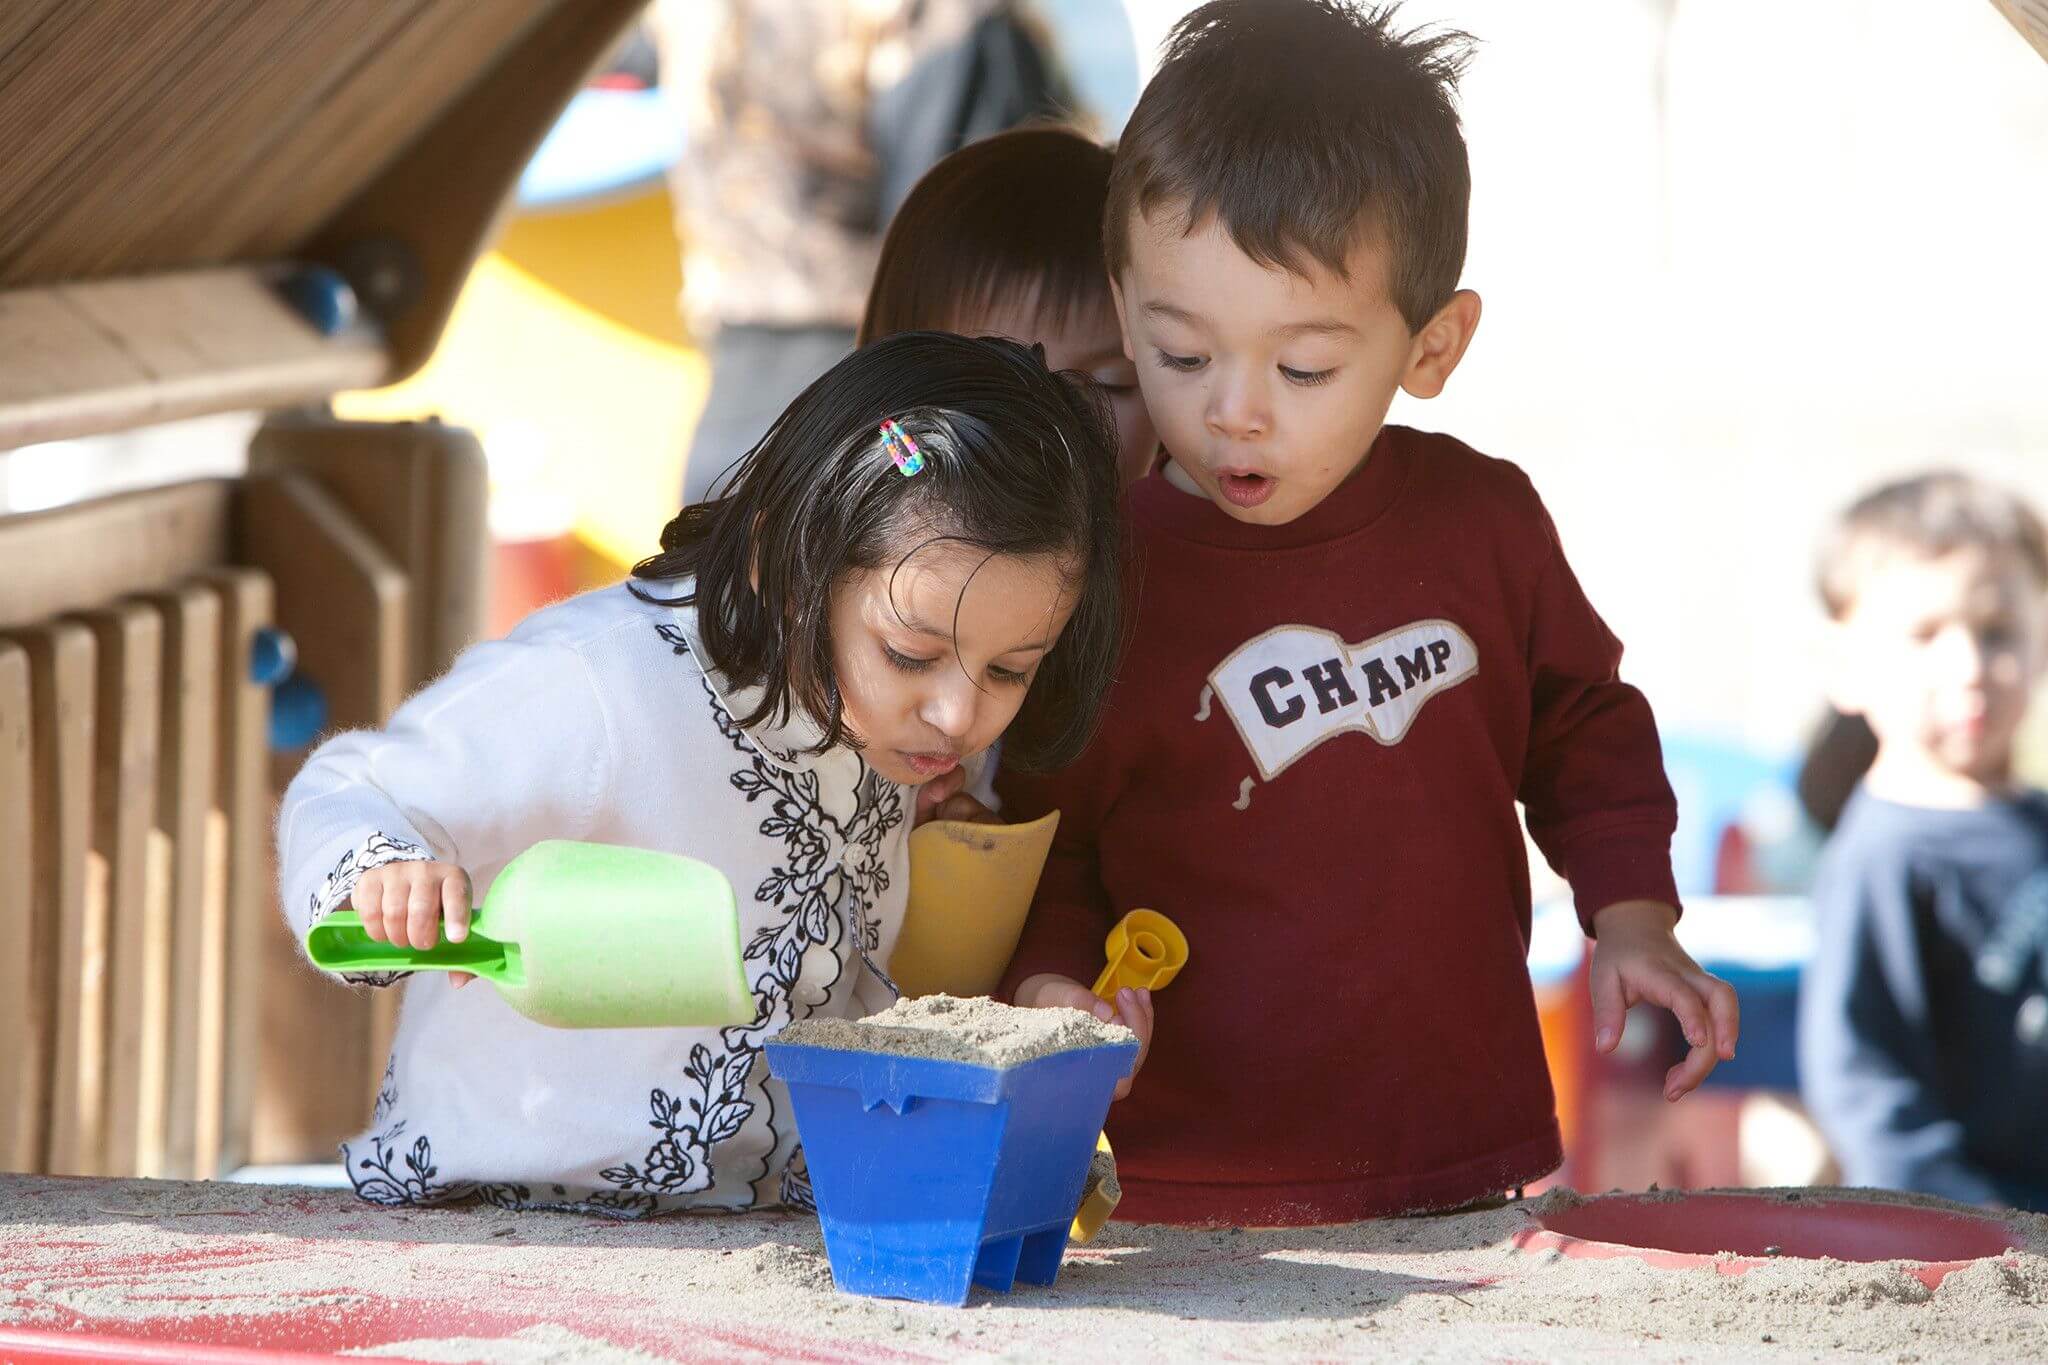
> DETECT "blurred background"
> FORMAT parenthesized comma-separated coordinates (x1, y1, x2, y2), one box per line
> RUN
(1, 0, 2044, 1198)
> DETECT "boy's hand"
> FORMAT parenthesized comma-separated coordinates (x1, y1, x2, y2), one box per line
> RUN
(1014, 973, 1153, 1100)
(350, 859, 478, 988)
(1589, 900, 1740, 1101)
(913, 766, 1002, 827)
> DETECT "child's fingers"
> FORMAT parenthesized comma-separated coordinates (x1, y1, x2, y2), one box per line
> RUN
(1588, 960, 1628, 1052)
(1696, 971, 1740, 1059)
(441, 870, 471, 945)
(405, 867, 441, 950)
(1664, 1038, 1720, 1100)
(352, 872, 390, 942)
(1634, 967, 1712, 1052)
(450, 971, 476, 989)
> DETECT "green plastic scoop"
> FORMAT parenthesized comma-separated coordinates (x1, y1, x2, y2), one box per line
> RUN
(304, 840, 754, 1029)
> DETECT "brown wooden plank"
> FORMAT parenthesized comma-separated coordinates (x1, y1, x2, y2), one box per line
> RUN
(71, 603, 168, 1180)
(139, 584, 221, 1180)
(1992, 0, 2048, 65)
(0, 641, 38, 1172)
(4, 624, 99, 1176)
(0, 481, 230, 631)
(221, 1, 550, 261)
(309, 0, 644, 380)
(234, 473, 410, 1164)
(250, 414, 488, 686)
(234, 473, 410, 736)
(195, 567, 273, 1175)
(0, 272, 389, 450)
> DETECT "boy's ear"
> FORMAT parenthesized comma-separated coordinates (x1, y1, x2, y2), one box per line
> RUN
(1109, 276, 1135, 362)
(1399, 289, 1482, 400)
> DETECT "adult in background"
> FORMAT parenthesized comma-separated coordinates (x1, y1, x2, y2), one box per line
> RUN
(650, 0, 1073, 506)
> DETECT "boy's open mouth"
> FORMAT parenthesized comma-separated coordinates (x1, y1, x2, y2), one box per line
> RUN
(1218, 471, 1277, 509)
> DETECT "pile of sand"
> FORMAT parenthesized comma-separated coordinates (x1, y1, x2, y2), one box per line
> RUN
(2, 1176, 2044, 1362)
(778, 992, 1133, 1067)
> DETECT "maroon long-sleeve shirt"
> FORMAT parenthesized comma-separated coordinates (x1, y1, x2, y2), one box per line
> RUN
(997, 425, 1680, 1225)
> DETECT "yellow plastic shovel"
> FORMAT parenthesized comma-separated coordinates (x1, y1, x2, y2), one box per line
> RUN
(1071, 908, 1188, 1243)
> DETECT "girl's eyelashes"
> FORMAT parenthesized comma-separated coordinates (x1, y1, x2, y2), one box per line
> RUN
(884, 641, 1033, 686)
(1155, 350, 1206, 373)
(1280, 364, 1337, 387)
(881, 643, 936, 673)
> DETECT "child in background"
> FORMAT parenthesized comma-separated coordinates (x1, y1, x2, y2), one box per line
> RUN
(1800, 472, 2048, 1212)
(860, 124, 1159, 488)
(864, 124, 1161, 831)
(1000, 0, 1738, 1225)
(277, 332, 1126, 1216)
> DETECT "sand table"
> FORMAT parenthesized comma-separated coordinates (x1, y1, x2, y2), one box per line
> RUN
(2, 1176, 2044, 1361)
(779, 993, 1133, 1067)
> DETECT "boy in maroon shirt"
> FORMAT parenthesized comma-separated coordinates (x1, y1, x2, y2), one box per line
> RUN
(998, 0, 1740, 1224)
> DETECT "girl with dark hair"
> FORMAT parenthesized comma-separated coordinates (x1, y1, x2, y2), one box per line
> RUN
(277, 332, 1132, 1216)
(860, 125, 1159, 488)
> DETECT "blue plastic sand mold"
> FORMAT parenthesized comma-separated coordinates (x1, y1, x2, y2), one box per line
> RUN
(763, 1038, 1139, 1306)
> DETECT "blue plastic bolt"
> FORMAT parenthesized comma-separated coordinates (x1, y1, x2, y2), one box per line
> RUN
(249, 627, 297, 686)
(270, 674, 328, 751)
(278, 265, 360, 336)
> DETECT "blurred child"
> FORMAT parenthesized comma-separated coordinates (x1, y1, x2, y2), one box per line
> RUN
(998, 0, 1736, 1225)
(1800, 471, 2048, 1212)
(861, 124, 1159, 487)
(277, 333, 1130, 1215)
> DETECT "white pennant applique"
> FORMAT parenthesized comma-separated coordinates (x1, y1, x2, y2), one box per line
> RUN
(1207, 619, 1479, 781)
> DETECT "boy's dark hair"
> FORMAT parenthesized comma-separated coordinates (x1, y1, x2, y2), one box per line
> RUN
(859, 125, 1115, 345)
(1105, 0, 1473, 332)
(632, 331, 1125, 773)
(1817, 472, 2048, 621)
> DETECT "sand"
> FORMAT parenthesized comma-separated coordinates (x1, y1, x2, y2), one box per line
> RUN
(2, 1176, 2045, 1362)
(778, 992, 1133, 1067)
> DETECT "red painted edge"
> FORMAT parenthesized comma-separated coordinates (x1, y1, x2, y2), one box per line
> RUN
(0, 1326, 351, 1364)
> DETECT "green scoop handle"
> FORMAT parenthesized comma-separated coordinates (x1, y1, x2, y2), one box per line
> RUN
(301, 840, 753, 1029)
(305, 910, 527, 983)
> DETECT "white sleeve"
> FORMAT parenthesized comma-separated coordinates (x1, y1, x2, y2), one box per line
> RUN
(276, 637, 616, 984)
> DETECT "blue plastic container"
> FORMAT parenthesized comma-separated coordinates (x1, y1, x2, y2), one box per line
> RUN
(763, 1038, 1138, 1306)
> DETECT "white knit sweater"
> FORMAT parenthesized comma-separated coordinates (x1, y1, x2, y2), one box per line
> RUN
(278, 581, 932, 1216)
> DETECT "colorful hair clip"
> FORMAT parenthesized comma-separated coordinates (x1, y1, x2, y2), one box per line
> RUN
(880, 418, 924, 477)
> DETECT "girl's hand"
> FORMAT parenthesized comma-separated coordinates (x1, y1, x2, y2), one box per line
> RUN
(1014, 973, 1154, 1100)
(350, 860, 478, 989)
(913, 766, 1002, 827)
(1589, 900, 1740, 1101)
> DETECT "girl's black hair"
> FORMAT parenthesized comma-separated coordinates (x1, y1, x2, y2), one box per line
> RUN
(631, 331, 1124, 774)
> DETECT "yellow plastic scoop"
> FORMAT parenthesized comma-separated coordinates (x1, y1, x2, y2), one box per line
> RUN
(1072, 908, 1187, 1243)
(890, 812, 1059, 999)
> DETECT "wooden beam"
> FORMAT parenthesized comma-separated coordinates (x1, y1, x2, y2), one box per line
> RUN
(0, 268, 388, 449)
(0, 481, 230, 631)
(1992, 0, 2048, 64)
(312, 0, 646, 381)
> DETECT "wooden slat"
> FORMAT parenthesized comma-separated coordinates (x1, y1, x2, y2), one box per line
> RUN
(0, 270, 389, 450)
(196, 568, 273, 1175)
(235, 472, 410, 1164)
(310, 0, 644, 380)
(73, 603, 168, 1180)
(1992, 0, 2048, 64)
(4, 624, 98, 1176)
(234, 1, 553, 260)
(0, 641, 38, 1172)
(234, 473, 411, 739)
(141, 584, 221, 1180)
(251, 414, 488, 685)
(10, 2, 353, 281)
(0, 481, 230, 632)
